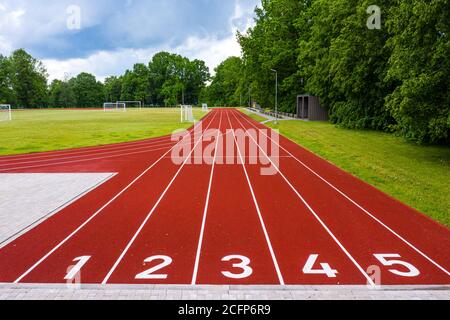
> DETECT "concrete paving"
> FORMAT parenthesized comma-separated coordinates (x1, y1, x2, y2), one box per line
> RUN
(0, 284, 448, 300)
(0, 173, 116, 248)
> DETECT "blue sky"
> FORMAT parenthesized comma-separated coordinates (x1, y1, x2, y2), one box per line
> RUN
(0, 0, 260, 81)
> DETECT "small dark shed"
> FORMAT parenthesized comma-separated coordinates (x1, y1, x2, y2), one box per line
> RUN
(297, 95, 328, 121)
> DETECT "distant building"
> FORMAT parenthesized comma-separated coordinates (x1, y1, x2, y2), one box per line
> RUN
(297, 95, 329, 121)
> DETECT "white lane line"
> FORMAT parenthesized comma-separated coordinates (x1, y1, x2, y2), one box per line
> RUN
(230, 110, 374, 286)
(102, 111, 219, 284)
(0, 135, 175, 163)
(226, 110, 285, 285)
(14, 112, 217, 284)
(0, 141, 178, 168)
(237, 110, 450, 277)
(191, 111, 223, 285)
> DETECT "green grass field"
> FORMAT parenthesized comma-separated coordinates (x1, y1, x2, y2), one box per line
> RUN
(0, 108, 208, 156)
(266, 120, 450, 227)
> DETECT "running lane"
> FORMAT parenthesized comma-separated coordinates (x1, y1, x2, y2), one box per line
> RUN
(193, 109, 281, 285)
(234, 109, 450, 285)
(104, 109, 225, 284)
(0, 111, 217, 283)
(227, 110, 370, 285)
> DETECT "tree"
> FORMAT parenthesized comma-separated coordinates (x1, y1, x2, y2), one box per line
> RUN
(0, 55, 14, 104)
(238, 0, 306, 112)
(385, 0, 450, 144)
(148, 52, 210, 106)
(70, 73, 104, 108)
(121, 64, 150, 104)
(49, 79, 75, 108)
(104, 76, 123, 103)
(9, 49, 48, 108)
(201, 57, 244, 107)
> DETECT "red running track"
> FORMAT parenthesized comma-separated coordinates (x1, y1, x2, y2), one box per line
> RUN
(0, 108, 448, 286)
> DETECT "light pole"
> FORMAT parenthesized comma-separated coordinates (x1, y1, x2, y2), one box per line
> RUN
(270, 69, 278, 124)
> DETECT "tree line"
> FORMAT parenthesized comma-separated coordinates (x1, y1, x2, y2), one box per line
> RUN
(0, 50, 210, 109)
(201, 0, 449, 145)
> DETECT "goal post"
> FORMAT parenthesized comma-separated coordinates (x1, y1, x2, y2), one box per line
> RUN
(202, 103, 209, 112)
(104, 102, 126, 112)
(0, 104, 12, 121)
(180, 105, 195, 123)
(116, 101, 142, 109)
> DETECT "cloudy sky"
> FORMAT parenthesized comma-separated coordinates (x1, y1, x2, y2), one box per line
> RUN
(0, 0, 260, 81)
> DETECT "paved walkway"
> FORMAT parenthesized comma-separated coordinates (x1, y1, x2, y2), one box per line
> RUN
(244, 108, 300, 124)
(0, 284, 448, 300)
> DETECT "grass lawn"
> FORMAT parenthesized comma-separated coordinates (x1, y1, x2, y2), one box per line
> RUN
(238, 108, 269, 123)
(266, 120, 450, 227)
(0, 108, 208, 156)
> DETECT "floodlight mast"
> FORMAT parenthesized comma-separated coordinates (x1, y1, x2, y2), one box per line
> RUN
(271, 69, 278, 124)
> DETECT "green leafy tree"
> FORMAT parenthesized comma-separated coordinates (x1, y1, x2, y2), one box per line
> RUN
(385, 0, 450, 144)
(239, 0, 306, 112)
(9, 49, 48, 108)
(201, 57, 244, 107)
(0, 55, 14, 105)
(104, 76, 123, 103)
(70, 73, 104, 108)
(49, 79, 75, 108)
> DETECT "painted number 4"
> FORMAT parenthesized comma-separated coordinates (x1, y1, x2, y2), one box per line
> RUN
(303, 254, 338, 278)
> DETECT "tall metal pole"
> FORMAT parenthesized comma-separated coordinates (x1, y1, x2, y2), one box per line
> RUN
(271, 69, 278, 124)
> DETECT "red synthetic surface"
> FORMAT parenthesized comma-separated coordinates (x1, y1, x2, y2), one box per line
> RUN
(0, 108, 448, 286)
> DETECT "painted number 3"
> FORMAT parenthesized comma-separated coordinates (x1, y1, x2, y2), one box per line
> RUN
(221, 255, 253, 279)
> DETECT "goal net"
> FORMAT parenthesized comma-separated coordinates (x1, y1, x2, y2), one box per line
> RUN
(181, 105, 195, 123)
(0, 104, 11, 121)
(202, 103, 209, 111)
(104, 102, 126, 112)
(117, 101, 142, 109)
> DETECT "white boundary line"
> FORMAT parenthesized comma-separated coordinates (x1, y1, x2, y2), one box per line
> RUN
(0, 141, 179, 168)
(230, 110, 375, 286)
(0, 139, 176, 167)
(0, 135, 174, 163)
(236, 110, 450, 278)
(0, 109, 209, 162)
(191, 111, 223, 285)
(102, 110, 220, 284)
(226, 110, 285, 285)
(13, 112, 217, 284)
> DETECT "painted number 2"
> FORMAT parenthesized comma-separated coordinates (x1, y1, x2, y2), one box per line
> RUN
(221, 255, 253, 279)
(135, 255, 173, 280)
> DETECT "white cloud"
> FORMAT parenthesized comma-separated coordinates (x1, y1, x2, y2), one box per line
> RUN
(38, 0, 259, 82)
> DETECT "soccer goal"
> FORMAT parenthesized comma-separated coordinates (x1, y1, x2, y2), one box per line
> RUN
(202, 103, 209, 112)
(104, 102, 126, 112)
(181, 105, 195, 123)
(0, 104, 12, 121)
(117, 101, 142, 109)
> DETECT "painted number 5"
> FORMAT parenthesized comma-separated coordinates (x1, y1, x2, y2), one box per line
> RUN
(222, 255, 253, 279)
(374, 254, 420, 277)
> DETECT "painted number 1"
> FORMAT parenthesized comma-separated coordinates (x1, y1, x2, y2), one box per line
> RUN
(65, 256, 91, 280)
